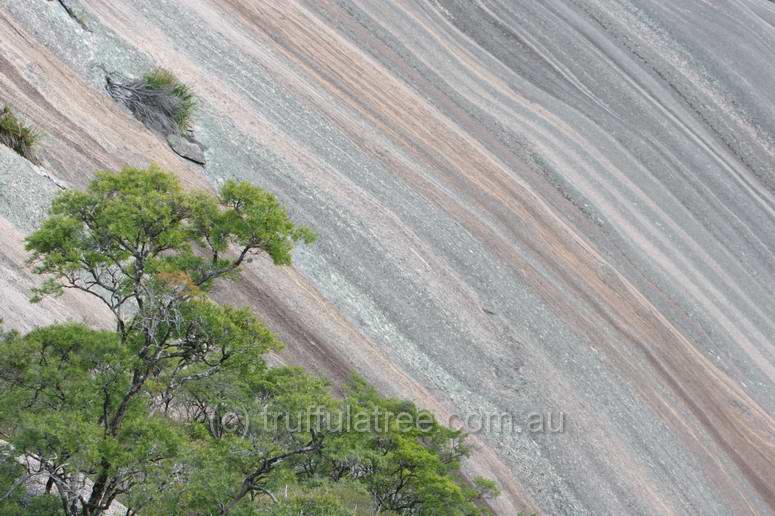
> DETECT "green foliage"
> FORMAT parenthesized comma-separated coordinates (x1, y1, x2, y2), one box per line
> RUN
(143, 68, 196, 132)
(106, 68, 197, 135)
(319, 378, 482, 515)
(471, 477, 500, 500)
(0, 446, 63, 515)
(1, 167, 496, 515)
(262, 489, 354, 515)
(258, 481, 373, 515)
(26, 165, 315, 301)
(0, 105, 40, 161)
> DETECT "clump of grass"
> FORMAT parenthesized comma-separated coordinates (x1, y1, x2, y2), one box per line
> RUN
(143, 68, 195, 132)
(0, 105, 39, 162)
(106, 68, 195, 135)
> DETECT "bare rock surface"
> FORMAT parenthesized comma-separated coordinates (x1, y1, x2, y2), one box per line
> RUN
(1, 1, 775, 514)
(167, 133, 206, 164)
(0, 146, 62, 232)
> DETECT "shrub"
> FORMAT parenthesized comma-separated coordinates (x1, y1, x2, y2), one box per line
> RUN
(0, 105, 39, 162)
(106, 68, 195, 135)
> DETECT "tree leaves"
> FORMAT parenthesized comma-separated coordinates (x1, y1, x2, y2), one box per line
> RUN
(25, 166, 317, 311)
(3, 166, 496, 515)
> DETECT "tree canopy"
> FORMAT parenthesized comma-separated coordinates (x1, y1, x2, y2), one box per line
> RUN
(0, 166, 497, 515)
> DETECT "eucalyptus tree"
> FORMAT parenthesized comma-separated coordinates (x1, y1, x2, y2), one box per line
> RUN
(0, 166, 497, 515)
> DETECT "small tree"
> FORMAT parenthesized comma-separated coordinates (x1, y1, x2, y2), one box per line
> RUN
(13, 165, 314, 515)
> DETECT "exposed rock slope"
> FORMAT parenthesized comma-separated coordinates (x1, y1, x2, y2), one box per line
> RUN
(1, 1, 775, 514)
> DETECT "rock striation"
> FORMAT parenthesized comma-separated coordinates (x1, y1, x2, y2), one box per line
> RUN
(1, 1, 775, 514)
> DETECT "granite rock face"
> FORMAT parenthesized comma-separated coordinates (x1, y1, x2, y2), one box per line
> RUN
(167, 134, 205, 165)
(1, 1, 775, 514)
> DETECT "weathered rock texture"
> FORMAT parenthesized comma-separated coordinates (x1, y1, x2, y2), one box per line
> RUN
(167, 134, 206, 164)
(1, 1, 775, 514)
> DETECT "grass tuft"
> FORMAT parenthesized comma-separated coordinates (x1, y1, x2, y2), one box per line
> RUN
(106, 68, 196, 135)
(0, 105, 39, 162)
(143, 68, 195, 132)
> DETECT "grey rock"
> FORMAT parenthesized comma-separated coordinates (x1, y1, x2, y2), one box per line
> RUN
(0, 146, 62, 232)
(167, 134, 205, 165)
(4, 0, 775, 514)
(54, 0, 91, 32)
